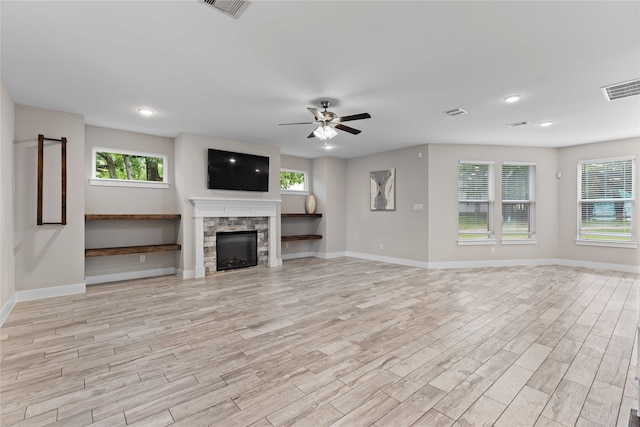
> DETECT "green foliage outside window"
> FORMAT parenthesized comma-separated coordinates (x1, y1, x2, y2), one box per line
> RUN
(95, 151, 164, 182)
(280, 170, 305, 190)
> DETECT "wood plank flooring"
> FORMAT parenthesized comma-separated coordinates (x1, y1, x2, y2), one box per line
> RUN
(1, 258, 638, 426)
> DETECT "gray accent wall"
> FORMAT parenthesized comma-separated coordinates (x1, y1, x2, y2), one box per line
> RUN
(313, 157, 348, 256)
(14, 105, 85, 291)
(346, 145, 429, 263)
(1, 82, 16, 316)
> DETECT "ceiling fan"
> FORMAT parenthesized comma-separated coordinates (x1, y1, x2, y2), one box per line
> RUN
(279, 101, 371, 140)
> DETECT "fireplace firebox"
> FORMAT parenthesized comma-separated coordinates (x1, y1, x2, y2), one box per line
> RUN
(216, 230, 258, 271)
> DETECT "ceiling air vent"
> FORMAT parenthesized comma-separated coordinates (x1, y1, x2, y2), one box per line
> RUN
(444, 108, 468, 117)
(601, 79, 640, 101)
(199, 0, 250, 19)
(506, 121, 529, 128)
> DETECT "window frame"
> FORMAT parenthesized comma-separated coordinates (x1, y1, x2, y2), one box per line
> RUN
(501, 162, 537, 244)
(90, 147, 169, 189)
(280, 168, 309, 194)
(457, 161, 496, 245)
(576, 156, 636, 248)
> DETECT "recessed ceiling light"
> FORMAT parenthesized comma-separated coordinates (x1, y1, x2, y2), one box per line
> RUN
(137, 108, 155, 116)
(504, 95, 522, 103)
(539, 121, 553, 127)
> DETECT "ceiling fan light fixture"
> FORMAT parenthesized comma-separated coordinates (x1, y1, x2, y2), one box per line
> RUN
(313, 127, 327, 140)
(324, 126, 337, 139)
(313, 124, 337, 140)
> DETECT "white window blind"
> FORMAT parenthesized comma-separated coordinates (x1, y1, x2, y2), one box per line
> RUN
(458, 162, 494, 240)
(578, 157, 634, 243)
(502, 164, 535, 240)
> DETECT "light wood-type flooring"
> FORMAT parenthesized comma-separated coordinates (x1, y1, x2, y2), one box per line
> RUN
(1, 258, 639, 427)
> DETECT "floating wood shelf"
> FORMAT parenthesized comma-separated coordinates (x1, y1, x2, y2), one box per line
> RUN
(281, 213, 322, 242)
(86, 214, 181, 221)
(281, 234, 322, 242)
(85, 244, 181, 257)
(85, 214, 181, 258)
(281, 213, 322, 218)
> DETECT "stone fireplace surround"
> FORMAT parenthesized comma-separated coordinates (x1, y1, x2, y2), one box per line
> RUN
(204, 218, 267, 274)
(189, 197, 281, 278)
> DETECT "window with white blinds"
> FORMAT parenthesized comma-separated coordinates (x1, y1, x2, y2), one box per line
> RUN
(458, 162, 494, 240)
(578, 157, 635, 243)
(502, 164, 535, 240)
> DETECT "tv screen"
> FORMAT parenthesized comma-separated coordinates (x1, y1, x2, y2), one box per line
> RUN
(207, 149, 269, 192)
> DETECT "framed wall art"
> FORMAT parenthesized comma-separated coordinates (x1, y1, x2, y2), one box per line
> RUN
(370, 168, 395, 211)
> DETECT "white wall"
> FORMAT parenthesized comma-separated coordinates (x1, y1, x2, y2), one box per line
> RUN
(346, 145, 429, 263)
(14, 105, 85, 292)
(84, 126, 178, 282)
(558, 138, 640, 269)
(1, 82, 16, 322)
(427, 144, 559, 265)
(174, 132, 281, 277)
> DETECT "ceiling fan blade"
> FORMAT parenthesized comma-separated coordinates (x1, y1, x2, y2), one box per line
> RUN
(307, 107, 326, 120)
(334, 123, 362, 135)
(278, 121, 316, 126)
(307, 131, 316, 139)
(337, 113, 371, 122)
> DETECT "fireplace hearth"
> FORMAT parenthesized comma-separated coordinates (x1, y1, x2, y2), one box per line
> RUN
(216, 230, 258, 271)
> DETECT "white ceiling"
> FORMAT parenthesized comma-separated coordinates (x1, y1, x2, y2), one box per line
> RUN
(2, 1, 639, 159)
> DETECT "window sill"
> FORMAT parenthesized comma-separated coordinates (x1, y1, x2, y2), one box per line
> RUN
(280, 190, 310, 195)
(89, 179, 170, 189)
(457, 239, 496, 246)
(575, 239, 637, 249)
(501, 239, 538, 245)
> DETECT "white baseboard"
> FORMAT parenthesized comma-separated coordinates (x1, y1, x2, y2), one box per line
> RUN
(282, 251, 348, 261)
(342, 252, 639, 273)
(16, 282, 86, 302)
(345, 251, 429, 268)
(557, 259, 640, 274)
(320, 251, 348, 259)
(282, 251, 318, 260)
(1, 292, 17, 326)
(426, 258, 561, 270)
(86, 268, 176, 285)
(270, 257, 283, 267)
(177, 269, 195, 279)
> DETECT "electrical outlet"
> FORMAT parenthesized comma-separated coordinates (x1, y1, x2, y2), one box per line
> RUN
(285, 242, 289, 248)
(140, 254, 145, 262)
(490, 247, 495, 254)
(379, 243, 384, 250)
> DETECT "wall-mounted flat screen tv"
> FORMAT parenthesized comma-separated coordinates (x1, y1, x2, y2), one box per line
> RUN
(207, 149, 269, 192)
